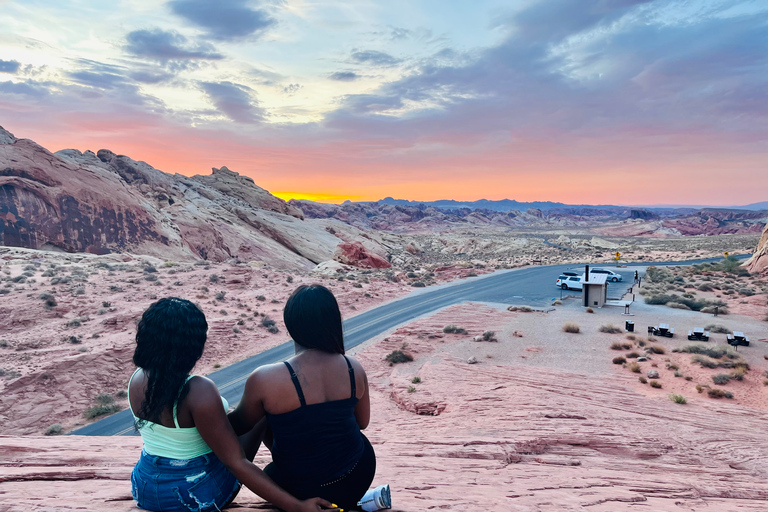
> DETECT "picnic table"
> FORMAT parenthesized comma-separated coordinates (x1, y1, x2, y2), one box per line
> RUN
(727, 331, 750, 347)
(687, 327, 710, 341)
(648, 323, 674, 338)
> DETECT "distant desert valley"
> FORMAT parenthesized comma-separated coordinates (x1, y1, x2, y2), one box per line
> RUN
(2, 125, 768, 511)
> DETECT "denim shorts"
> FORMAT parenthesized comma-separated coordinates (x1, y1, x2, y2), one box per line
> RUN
(131, 450, 241, 512)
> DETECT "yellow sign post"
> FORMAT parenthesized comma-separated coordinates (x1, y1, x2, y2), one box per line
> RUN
(724, 251, 729, 258)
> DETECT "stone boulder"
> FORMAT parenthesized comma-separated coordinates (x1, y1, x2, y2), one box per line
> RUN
(745, 221, 768, 274)
(333, 241, 391, 269)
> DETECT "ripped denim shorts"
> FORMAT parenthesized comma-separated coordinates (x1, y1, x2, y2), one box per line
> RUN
(131, 450, 241, 512)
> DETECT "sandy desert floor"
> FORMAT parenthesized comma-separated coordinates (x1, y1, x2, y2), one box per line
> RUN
(3, 298, 768, 511)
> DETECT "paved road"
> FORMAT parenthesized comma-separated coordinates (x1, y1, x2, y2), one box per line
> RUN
(72, 255, 747, 436)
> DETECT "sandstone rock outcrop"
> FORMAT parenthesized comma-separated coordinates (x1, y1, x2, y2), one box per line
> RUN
(333, 241, 391, 269)
(0, 125, 382, 269)
(745, 220, 768, 274)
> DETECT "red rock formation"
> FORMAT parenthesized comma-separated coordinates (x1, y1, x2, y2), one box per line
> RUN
(745, 221, 768, 274)
(0, 125, 370, 269)
(333, 241, 391, 268)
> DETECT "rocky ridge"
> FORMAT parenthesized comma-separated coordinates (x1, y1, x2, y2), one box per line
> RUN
(0, 126, 392, 270)
(746, 220, 768, 274)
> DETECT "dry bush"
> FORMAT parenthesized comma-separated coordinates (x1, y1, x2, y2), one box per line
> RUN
(629, 362, 641, 373)
(599, 324, 623, 334)
(650, 380, 662, 388)
(562, 322, 580, 333)
(649, 345, 666, 354)
(385, 350, 413, 365)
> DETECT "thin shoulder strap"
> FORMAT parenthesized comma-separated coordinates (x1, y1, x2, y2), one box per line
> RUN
(284, 361, 306, 407)
(173, 375, 195, 428)
(344, 356, 356, 399)
(127, 368, 141, 415)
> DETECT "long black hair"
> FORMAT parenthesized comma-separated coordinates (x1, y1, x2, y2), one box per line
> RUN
(283, 284, 344, 354)
(133, 297, 208, 428)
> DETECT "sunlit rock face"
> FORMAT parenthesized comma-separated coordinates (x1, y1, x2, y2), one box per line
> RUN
(0, 126, 359, 269)
(746, 221, 768, 274)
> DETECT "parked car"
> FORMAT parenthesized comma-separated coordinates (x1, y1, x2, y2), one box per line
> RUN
(589, 268, 623, 282)
(561, 270, 580, 276)
(556, 274, 584, 290)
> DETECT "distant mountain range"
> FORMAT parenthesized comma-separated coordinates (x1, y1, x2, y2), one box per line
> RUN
(363, 197, 768, 213)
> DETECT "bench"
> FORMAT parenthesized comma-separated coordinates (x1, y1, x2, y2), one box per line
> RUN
(727, 332, 750, 347)
(687, 328, 710, 341)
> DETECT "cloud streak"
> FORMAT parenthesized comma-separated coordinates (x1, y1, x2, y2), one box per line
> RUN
(125, 29, 223, 62)
(169, 0, 275, 41)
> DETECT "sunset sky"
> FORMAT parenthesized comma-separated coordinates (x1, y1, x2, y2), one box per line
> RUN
(0, 0, 766, 205)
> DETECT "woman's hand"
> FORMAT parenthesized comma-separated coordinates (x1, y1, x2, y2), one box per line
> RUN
(293, 497, 341, 512)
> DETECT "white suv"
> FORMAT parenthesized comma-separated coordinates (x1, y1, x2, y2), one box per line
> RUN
(589, 268, 622, 282)
(556, 275, 584, 290)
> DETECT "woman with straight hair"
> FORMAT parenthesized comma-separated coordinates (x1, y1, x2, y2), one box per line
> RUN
(229, 284, 390, 511)
(129, 297, 338, 512)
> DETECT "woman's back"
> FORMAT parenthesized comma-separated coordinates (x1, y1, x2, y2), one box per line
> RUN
(265, 353, 366, 487)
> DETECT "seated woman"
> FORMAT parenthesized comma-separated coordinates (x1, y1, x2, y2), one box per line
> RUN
(229, 285, 389, 511)
(129, 297, 336, 512)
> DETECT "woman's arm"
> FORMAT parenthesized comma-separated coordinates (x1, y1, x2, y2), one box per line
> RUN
(228, 370, 267, 436)
(189, 378, 336, 512)
(350, 358, 370, 430)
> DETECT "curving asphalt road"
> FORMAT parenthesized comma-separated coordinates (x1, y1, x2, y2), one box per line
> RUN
(72, 255, 747, 436)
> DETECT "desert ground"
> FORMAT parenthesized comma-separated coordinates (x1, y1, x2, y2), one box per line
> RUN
(3, 297, 768, 511)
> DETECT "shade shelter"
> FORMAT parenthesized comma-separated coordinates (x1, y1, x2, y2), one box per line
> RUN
(582, 273, 608, 308)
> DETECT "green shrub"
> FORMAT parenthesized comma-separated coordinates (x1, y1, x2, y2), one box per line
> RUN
(385, 350, 413, 364)
(666, 301, 691, 310)
(45, 423, 63, 436)
(443, 325, 467, 334)
(669, 394, 687, 404)
(411, 376, 421, 384)
(209, 274, 219, 283)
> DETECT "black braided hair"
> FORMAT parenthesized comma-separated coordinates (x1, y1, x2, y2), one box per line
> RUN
(133, 297, 207, 428)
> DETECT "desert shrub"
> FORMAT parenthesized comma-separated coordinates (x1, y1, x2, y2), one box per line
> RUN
(610, 342, 623, 350)
(599, 324, 622, 334)
(411, 281, 426, 287)
(650, 380, 662, 388)
(666, 302, 691, 310)
(256, 295, 266, 301)
(66, 318, 83, 328)
(586, 307, 594, 313)
(697, 283, 714, 292)
(109, 285, 123, 292)
(730, 367, 747, 381)
(626, 334, 636, 340)
(626, 352, 640, 358)
(406, 272, 417, 279)
(209, 274, 219, 283)
(482, 331, 496, 341)
(738, 287, 755, 296)
(407, 385, 416, 393)
(115, 390, 128, 399)
(267, 325, 279, 334)
(562, 322, 580, 333)
(629, 362, 641, 373)
(649, 345, 665, 354)
(411, 376, 421, 384)
(637, 339, 646, 347)
(143, 265, 157, 274)
(443, 325, 467, 334)
(40, 293, 57, 309)
(84, 394, 120, 419)
(639, 376, 647, 384)
(612, 357, 626, 365)
(700, 305, 728, 315)
(385, 350, 413, 364)
(144, 274, 158, 282)
(707, 388, 731, 399)
(677, 344, 737, 359)
(674, 370, 683, 377)
(45, 423, 63, 436)
(215, 291, 227, 300)
(666, 363, 679, 371)
(712, 374, 731, 385)
(704, 324, 729, 334)
(669, 394, 687, 404)
(260, 316, 276, 328)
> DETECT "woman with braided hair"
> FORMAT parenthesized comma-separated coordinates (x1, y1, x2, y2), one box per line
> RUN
(129, 297, 338, 512)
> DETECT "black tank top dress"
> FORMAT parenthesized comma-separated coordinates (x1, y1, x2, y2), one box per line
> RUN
(264, 356, 376, 509)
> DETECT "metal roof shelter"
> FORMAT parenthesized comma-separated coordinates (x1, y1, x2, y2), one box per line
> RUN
(582, 272, 608, 308)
